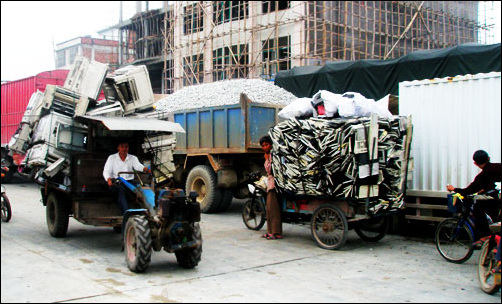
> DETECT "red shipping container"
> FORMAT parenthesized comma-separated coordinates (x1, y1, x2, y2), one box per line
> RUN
(1, 69, 69, 145)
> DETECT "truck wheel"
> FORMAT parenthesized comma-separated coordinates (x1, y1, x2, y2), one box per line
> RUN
(124, 215, 152, 273)
(46, 193, 69, 237)
(175, 222, 202, 268)
(216, 189, 234, 212)
(186, 165, 222, 213)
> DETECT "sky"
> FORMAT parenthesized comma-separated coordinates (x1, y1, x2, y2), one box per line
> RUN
(1, 1, 162, 81)
(1, 1, 500, 82)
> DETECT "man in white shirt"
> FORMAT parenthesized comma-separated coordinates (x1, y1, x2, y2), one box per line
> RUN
(103, 141, 149, 214)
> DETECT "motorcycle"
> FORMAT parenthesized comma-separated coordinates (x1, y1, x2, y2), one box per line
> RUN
(241, 171, 267, 230)
(1, 166, 12, 222)
(477, 182, 501, 295)
(478, 221, 501, 295)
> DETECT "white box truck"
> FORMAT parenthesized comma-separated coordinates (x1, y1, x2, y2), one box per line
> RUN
(399, 72, 501, 222)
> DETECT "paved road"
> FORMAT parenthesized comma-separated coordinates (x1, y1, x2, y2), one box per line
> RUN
(1, 177, 500, 303)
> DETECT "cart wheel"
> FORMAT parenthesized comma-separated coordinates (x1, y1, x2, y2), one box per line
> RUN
(124, 215, 152, 273)
(311, 204, 348, 250)
(242, 197, 266, 230)
(354, 216, 388, 242)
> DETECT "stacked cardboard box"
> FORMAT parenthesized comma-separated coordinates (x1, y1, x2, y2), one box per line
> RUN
(269, 114, 412, 215)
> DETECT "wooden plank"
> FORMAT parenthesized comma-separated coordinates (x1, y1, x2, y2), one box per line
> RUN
(405, 215, 446, 222)
(405, 203, 448, 210)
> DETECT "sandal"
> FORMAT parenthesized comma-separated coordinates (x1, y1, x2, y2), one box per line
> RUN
(261, 233, 272, 238)
(267, 234, 282, 240)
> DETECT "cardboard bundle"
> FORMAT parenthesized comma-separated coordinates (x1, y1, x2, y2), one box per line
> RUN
(269, 114, 412, 215)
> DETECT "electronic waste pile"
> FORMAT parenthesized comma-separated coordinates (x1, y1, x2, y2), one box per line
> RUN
(7, 56, 177, 188)
(270, 90, 412, 215)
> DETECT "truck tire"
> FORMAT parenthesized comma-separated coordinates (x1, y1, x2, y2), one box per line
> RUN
(186, 165, 222, 213)
(46, 193, 70, 238)
(216, 189, 234, 212)
(175, 222, 202, 268)
(124, 215, 152, 273)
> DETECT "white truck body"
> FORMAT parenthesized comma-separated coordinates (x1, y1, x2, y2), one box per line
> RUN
(399, 72, 501, 220)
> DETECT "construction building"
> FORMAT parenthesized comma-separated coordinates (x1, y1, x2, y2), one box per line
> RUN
(55, 36, 120, 72)
(108, 1, 497, 94)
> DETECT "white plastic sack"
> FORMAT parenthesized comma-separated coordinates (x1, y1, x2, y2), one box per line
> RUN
(375, 95, 392, 118)
(278, 98, 315, 119)
(316, 90, 343, 118)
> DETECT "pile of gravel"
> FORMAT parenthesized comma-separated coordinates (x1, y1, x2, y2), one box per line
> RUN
(155, 79, 297, 113)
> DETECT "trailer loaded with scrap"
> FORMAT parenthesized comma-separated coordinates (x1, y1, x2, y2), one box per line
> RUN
(265, 113, 412, 250)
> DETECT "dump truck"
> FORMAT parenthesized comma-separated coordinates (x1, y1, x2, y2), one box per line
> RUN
(145, 94, 284, 213)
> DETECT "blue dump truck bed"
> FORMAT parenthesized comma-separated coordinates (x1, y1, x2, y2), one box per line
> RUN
(173, 93, 283, 154)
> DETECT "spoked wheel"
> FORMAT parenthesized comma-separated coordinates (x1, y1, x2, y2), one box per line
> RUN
(175, 222, 203, 268)
(311, 204, 348, 250)
(242, 197, 266, 230)
(435, 218, 474, 263)
(1, 192, 12, 222)
(124, 215, 152, 273)
(354, 216, 388, 242)
(478, 240, 501, 294)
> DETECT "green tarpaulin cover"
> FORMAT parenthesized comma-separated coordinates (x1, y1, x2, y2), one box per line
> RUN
(274, 43, 501, 100)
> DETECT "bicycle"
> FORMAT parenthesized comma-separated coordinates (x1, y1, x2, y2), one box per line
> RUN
(478, 222, 501, 294)
(435, 191, 499, 264)
(1, 166, 12, 222)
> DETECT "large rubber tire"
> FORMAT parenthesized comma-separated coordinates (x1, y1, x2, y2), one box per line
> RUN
(1, 192, 12, 222)
(242, 197, 266, 230)
(175, 222, 202, 268)
(46, 193, 69, 238)
(311, 204, 348, 250)
(435, 218, 474, 264)
(124, 215, 152, 273)
(186, 165, 222, 213)
(216, 189, 234, 212)
(354, 216, 388, 242)
(478, 239, 501, 294)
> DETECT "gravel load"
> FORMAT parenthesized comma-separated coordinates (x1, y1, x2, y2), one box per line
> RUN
(155, 79, 297, 113)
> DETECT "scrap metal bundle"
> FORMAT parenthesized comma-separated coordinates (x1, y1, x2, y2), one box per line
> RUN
(270, 114, 411, 214)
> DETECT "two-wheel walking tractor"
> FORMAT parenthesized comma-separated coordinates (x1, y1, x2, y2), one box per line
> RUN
(35, 116, 202, 272)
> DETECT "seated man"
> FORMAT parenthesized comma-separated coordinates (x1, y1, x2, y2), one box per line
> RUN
(447, 150, 501, 245)
(103, 140, 149, 215)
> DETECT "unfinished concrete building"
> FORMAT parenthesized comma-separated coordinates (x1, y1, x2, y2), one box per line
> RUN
(116, 1, 496, 94)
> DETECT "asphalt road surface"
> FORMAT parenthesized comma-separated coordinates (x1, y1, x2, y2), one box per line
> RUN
(1, 176, 500, 303)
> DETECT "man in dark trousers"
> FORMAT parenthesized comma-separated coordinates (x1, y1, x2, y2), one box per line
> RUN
(447, 150, 501, 245)
(103, 140, 150, 214)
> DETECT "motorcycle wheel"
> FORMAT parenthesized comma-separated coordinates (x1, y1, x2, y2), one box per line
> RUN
(1, 192, 12, 222)
(478, 239, 501, 294)
(242, 197, 266, 230)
